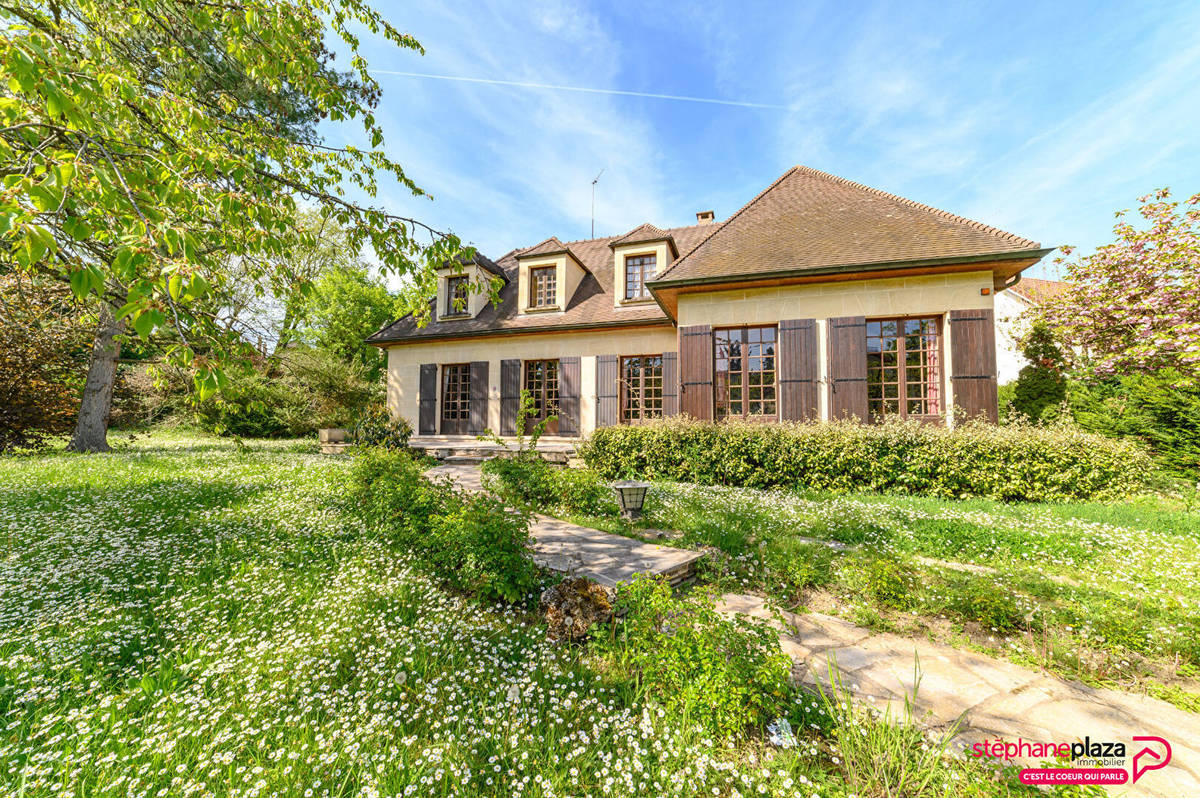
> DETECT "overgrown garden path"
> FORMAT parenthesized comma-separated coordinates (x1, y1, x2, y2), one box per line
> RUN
(436, 462, 1200, 797)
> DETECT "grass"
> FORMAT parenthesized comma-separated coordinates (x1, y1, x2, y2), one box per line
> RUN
(566, 479, 1200, 710)
(0, 430, 1046, 797)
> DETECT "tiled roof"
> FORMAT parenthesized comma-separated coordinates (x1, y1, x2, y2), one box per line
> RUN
(516, 236, 569, 258)
(1009, 277, 1069, 305)
(653, 166, 1045, 284)
(609, 223, 678, 255)
(368, 223, 719, 343)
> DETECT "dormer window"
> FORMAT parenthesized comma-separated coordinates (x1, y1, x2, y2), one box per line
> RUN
(445, 275, 468, 316)
(624, 254, 656, 300)
(529, 266, 556, 308)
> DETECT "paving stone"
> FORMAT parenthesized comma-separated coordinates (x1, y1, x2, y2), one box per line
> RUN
(720, 593, 1198, 798)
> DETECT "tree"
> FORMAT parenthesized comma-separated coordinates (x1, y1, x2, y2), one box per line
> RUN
(1010, 320, 1068, 421)
(1039, 188, 1200, 378)
(218, 209, 359, 354)
(0, 273, 89, 450)
(0, 1, 465, 451)
(302, 265, 398, 380)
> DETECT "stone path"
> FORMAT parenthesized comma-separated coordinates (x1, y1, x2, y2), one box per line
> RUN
(426, 464, 704, 587)
(718, 594, 1200, 798)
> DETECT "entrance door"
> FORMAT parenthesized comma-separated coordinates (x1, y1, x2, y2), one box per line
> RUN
(523, 359, 560, 434)
(440, 363, 471, 434)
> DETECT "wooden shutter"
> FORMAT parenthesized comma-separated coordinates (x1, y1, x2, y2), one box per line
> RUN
(661, 351, 679, 417)
(468, 361, 488, 434)
(596, 355, 618, 428)
(949, 309, 999, 423)
(679, 325, 713, 420)
(558, 356, 581, 435)
(827, 316, 868, 421)
(778, 318, 819, 421)
(418, 363, 437, 435)
(500, 358, 520, 435)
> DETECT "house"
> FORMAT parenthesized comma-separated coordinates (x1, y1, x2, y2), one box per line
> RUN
(994, 277, 1071, 383)
(368, 166, 1052, 437)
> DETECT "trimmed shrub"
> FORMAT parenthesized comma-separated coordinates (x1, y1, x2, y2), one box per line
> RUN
(350, 402, 412, 450)
(579, 417, 1149, 501)
(349, 448, 539, 602)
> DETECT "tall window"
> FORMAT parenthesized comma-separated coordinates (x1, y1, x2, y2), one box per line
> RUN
(624, 254, 656, 300)
(714, 326, 777, 420)
(441, 363, 471, 433)
(529, 266, 556, 308)
(445, 275, 468, 316)
(523, 359, 560, 434)
(620, 355, 663, 423)
(866, 317, 941, 419)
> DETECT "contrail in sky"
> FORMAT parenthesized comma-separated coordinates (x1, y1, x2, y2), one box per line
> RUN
(372, 70, 789, 110)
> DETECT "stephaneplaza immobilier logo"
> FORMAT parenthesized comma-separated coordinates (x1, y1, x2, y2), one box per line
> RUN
(972, 734, 1172, 786)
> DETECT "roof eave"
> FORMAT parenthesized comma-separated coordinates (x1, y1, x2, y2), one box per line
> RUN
(368, 316, 674, 346)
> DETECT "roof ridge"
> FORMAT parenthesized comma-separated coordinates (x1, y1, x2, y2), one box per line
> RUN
(790, 165, 1041, 249)
(521, 219, 725, 250)
(656, 166, 800, 280)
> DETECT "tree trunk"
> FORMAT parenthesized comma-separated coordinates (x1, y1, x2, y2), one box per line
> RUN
(68, 302, 124, 453)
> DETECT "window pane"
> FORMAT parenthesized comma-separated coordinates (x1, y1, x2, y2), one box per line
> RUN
(625, 255, 656, 300)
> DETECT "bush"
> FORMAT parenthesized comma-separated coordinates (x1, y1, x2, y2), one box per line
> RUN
(483, 456, 619, 518)
(1010, 321, 1068, 422)
(481, 454, 559, 509)
(554, 467, 618, 516)
(0, 275, 89, 451)
(351, 402, 412, 450)
(1070, 369, 1200, 476)
(349, 448, 538, 603)
(191, 347, 383, 438)
(580, 417, 1149, 502)
(594, 577, 791, 737)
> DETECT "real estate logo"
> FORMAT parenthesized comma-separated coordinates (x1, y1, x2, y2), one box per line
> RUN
(972, 734, 1172, 787)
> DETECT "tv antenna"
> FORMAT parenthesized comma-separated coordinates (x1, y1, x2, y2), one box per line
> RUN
(591, 168, 604, 238)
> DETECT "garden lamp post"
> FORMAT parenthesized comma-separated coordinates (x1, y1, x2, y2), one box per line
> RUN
(611, 481, 650, 521)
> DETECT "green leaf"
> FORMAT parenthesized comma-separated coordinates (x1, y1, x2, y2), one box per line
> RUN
(167, 273, 183, 300)
(69, 269, 90, 300)
(131, 310, 155, 339)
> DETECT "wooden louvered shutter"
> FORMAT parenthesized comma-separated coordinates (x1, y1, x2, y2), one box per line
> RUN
(595, 355, 618, 428)
(827, 316, 868, 421)
(661, 351, 679, 417)
(679, 325, 713, 420)
(500, 359, 520, 435)
(468, 361, 488, 434)
(949, 309, 999, 423)
(778, 318, 819, 421)
(558, 356, 581, 435)
(418, 363, 437, 435)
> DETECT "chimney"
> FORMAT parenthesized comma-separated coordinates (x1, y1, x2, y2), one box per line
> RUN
(695, 210, 715, 225)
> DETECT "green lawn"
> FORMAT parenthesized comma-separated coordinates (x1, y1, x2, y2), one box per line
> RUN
(572, 480, 1200, 711)
(1, 433, 1047, 797)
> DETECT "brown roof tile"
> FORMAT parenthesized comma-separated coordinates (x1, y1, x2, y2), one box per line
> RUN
(1010, 277, 1070, 304)
(369, 223, 719, 344)
(609, 223, 678, 256)
(653, 165, 1045, 285)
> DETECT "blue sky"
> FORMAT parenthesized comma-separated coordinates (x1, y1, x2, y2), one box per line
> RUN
(342, 0, 1200, 281)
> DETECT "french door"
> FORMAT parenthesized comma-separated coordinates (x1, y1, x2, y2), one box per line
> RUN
(714, 326, 778, 420)
(620, 355, 664, 423)
(440, 363, 471, 434)
(523, 359, 559, 434)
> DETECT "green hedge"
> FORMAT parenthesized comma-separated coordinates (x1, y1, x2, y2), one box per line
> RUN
(579, 418, 1150, 501)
